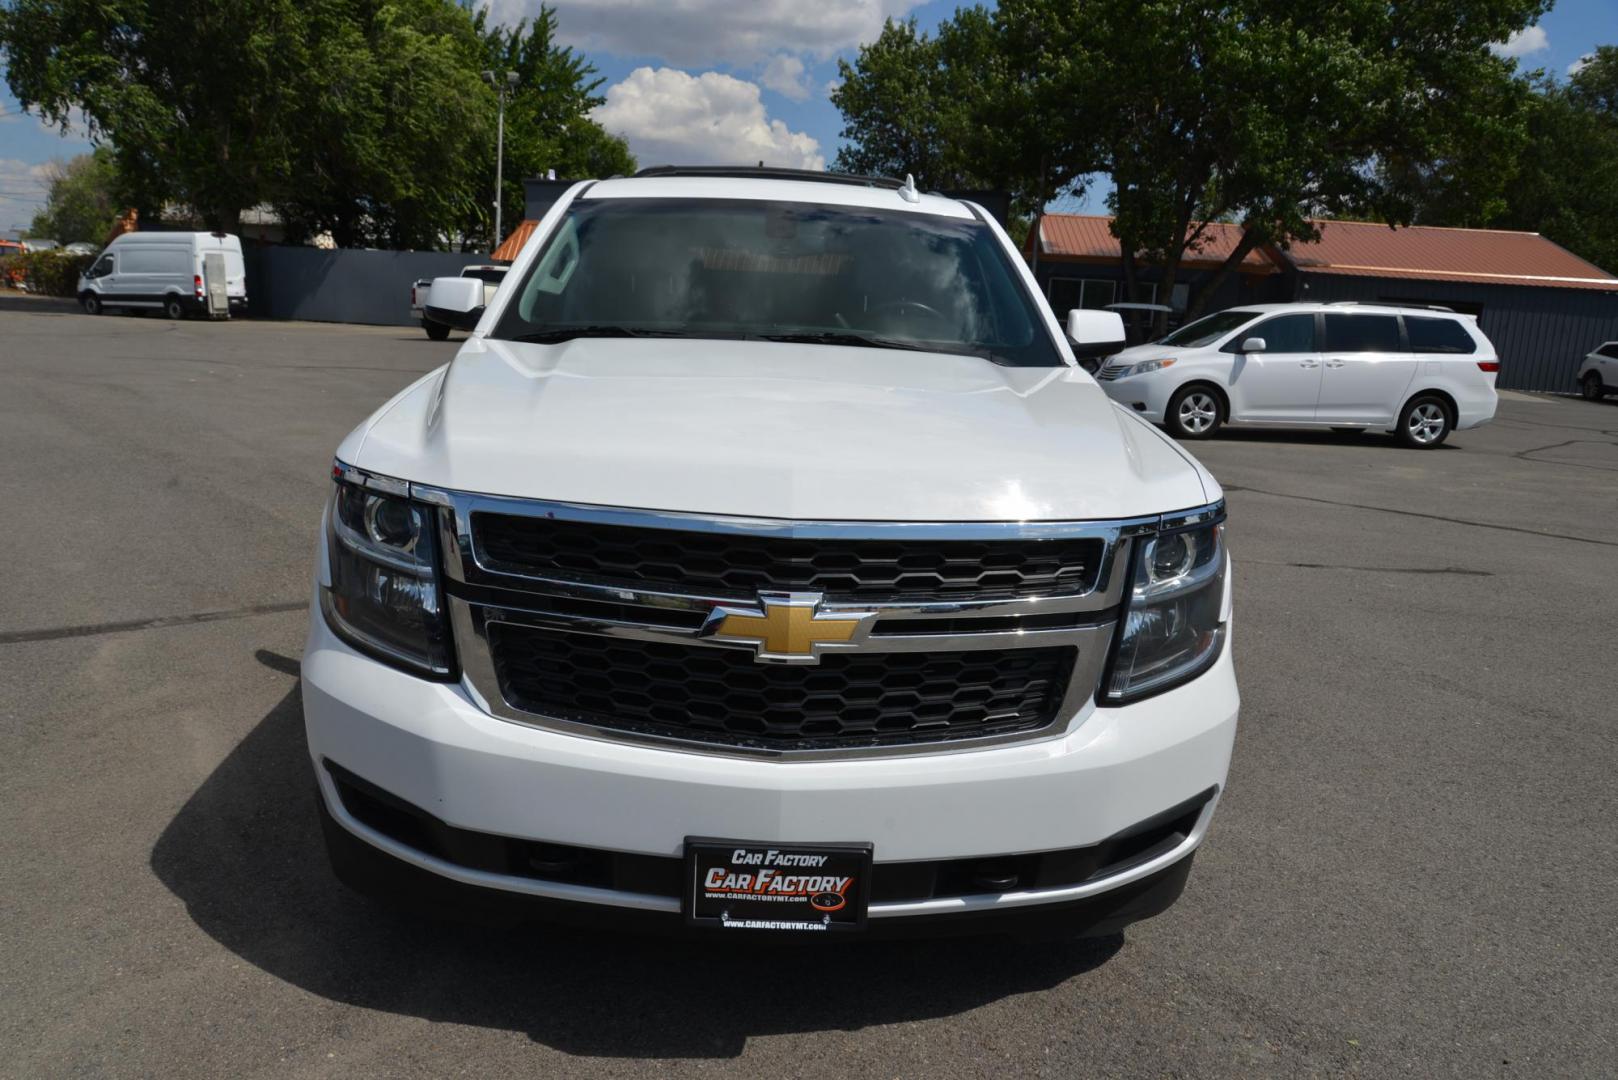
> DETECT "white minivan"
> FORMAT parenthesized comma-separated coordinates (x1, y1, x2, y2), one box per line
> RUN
(1093, 302, 1499, 448)
(77, 231, 248, 319)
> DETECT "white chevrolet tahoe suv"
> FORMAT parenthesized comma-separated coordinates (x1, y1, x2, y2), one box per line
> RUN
(302, 167, 1238, 938)
(1095, 302, 1499, 447)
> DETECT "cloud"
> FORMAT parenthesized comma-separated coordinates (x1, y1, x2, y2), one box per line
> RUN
(492, 0, 920, 68)
(593, 67, 825, 170)
(1568, 54, 1593, 76)
(759, 53, 812, 102)
(1489, 25, 1548, 59)
(0, 158, 54, 233)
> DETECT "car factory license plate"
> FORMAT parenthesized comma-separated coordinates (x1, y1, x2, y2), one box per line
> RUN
(685, 839, 873, 932)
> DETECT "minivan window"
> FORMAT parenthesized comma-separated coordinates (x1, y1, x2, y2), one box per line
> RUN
(1404, 316, 1476, 354)
(1323, 313, 1401, 352)
(492, 198, 1062, 367)
(1223, 313, 1315, 353)
(1159, 310, 1259, 348)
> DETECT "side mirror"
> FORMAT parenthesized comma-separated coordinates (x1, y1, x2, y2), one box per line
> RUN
(1239, 336, 1267, 354)
(1066, 309, 1127, 360)
(424, 276, 486, 331)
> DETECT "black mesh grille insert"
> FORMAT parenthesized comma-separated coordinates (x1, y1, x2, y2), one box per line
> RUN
(488, 625, 1074, 750)
(472, 514, 1102, 601)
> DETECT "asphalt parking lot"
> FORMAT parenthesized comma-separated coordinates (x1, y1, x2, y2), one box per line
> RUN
(2, 301, 1615, 1078)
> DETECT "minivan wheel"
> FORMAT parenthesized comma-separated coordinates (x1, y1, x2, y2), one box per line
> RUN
(1397, 395, 1452, 449)
(81, 293, 101, 315)
(1165, 386, 1224, 439)
(163, 297, 185, 320)
(1581, 372, 1605, 401)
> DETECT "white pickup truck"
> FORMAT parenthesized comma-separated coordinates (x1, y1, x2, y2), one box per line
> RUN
(308, 166, 1237, 939)
(411, 264, 507, 340)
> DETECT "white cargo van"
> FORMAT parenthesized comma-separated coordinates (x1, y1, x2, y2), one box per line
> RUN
(77, 232, 248, 318)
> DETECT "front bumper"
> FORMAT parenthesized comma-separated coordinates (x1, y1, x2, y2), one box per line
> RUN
(302, 602, 1238, 930)
(1097, 375, 1172, 424)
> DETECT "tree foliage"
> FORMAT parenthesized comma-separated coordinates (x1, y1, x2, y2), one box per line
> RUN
(466, 8, 635, 249)
(1410, 46, 1618, 273)
(834, 1, 1551, 328)
(28, 147, 123, 243)
(0, 0, 632, 248)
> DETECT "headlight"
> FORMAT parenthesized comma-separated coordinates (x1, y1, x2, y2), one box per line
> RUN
(1122, 358, 1176, 377)
(1103, 518, 1226, 703)
(321, 466, 455, 677)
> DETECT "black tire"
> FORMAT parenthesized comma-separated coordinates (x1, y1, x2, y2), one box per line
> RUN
(81, 293, 101, 315)
(1164, 385, 1225, 440)
(423, 318, 451, 341)
(1580, 372, 1605, 401)
(163, 296, 185, 320)
(1396, 394, 1452, 449)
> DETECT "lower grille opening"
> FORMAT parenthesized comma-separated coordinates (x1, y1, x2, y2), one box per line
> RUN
(487, 623, 1075, 751)
(325, 762, 1213, 903)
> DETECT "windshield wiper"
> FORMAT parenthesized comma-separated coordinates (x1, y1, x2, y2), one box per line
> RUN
(754, 331, 934, 352)
(507, 325, 685, 344)
(757, 331, 1021, 365)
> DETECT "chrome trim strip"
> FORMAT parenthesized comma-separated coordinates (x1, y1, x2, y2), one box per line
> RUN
(332, 459, 1222, 758)
(449, 595, 1113, 761)
(867, 794, 1215, 918)
(318, 765, 1212, 918)
(317, 768, 681, 914)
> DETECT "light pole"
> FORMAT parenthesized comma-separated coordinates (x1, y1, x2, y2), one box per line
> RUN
(482, 69, 520, 251)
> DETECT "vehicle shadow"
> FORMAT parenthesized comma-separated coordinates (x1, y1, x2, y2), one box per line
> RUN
(1206, 427, 1458, 450)
(150, 662, 1123, 1058)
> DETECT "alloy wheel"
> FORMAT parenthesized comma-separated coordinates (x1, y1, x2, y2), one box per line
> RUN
(1179, 392, 1219, 434)
(1407, 402, 1447, 444)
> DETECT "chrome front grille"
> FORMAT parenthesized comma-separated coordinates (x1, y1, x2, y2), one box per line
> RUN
(405, 488, 1181, 758)
(1095, 362, 1127, 381)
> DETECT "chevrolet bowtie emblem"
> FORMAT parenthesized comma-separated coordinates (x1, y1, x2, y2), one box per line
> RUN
(702, 592, 876, 664)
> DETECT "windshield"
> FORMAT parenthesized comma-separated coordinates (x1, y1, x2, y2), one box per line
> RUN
(1158, 309, 1261, 348)
(491, 198, 1061, 367)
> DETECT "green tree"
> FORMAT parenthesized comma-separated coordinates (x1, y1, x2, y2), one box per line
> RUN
(832, 11, 1063, 222)
(469, 6, 634, 249)
(1411, 46, 1618, 272)
(834, 1, 1550, 331)
(272, 0, 493, 249)
(28, 147, 123, 243)
(0, 0, 313, 230)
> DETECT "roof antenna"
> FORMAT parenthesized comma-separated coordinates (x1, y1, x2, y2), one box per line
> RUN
(899, 173, 920, 203)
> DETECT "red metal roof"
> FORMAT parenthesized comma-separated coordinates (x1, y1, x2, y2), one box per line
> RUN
(1034, 214, 1273, 270)
(1282, 219, 1618, 291)
(1034, 213, 1618, 291)
(491, 219, 539, 263)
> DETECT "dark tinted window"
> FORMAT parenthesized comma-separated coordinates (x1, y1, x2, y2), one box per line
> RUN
(493, 198, 1061, 367)
(1404, 316, 1476, 354)
(1599, 343, 1618, 358)
(1227, 313, 1315, 353)
(1324, 314, 1401, 352)
(1159, 309, 1260, 348)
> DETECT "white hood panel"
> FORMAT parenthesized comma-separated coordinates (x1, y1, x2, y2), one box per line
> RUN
(350, 338, 1215, 522)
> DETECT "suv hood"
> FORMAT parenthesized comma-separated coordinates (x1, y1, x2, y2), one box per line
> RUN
(348, 337, 1216, 521)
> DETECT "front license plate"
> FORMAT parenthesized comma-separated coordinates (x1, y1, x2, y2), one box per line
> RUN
(684, 838, 873, 933)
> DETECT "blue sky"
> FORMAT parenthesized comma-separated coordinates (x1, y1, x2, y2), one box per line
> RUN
(3, 0, 1612, 236)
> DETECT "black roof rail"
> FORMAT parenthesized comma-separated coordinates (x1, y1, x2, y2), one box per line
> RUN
(633, 165, 905, 190)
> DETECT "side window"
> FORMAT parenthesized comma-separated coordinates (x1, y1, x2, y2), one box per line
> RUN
(1236, 313, 1315, 353)
(1600, 343, 1618, 359)
(1324, 314, 1401, 352)
(92, 255, 114, 277)
(1404, 316, 1476, 354)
